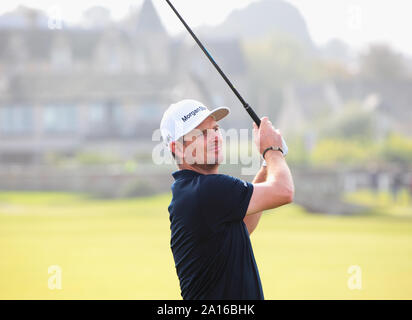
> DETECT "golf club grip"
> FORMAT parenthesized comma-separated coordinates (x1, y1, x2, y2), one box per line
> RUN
(244, 103, 261, 127)
(245, 103, 288, 155)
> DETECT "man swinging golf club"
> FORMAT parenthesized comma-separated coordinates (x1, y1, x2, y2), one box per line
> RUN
(160, 99, 294, 300)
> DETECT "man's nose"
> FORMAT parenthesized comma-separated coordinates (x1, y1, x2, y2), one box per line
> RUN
(211, 130, 221, 145)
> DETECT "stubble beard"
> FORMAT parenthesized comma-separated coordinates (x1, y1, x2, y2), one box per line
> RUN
(192, 150, 222, 173)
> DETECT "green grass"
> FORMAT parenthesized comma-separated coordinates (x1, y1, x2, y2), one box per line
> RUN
(1, 191, 412, 299)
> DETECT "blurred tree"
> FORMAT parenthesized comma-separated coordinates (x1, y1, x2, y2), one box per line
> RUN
(381, 133, 412, 165)
(242, 32, 321, 119)
(310, 138, 378, 166)
(306, 132, 412, 167)
(360, 44, 407, 81)
(320, 102, 376, 141)
(282, 134, 310, 166)
(321, 38, 351, 63)
(243, 32, 318, 88)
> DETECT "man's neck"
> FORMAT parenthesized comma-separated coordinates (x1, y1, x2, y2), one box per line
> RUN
(179, 163, 219, 175)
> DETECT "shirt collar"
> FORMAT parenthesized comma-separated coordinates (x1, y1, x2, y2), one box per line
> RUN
(172, 169, 204, 180)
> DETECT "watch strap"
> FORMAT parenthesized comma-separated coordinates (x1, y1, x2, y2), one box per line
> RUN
(262, 146, 284, 159)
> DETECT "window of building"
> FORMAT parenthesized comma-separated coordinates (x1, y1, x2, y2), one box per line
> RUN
(0, 105, 33, 135)
(87, 103, 124, 136)
(43, 104, 77, 133)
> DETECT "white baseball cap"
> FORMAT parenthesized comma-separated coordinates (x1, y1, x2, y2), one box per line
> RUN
(160, 99, 230, 148)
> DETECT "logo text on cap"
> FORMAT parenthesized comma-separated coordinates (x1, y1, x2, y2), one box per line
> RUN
(181, 106, 207, 122)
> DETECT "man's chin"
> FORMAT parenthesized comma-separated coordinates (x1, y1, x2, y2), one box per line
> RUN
(193, 157, 222, 172)
(189, 153, 224, 172)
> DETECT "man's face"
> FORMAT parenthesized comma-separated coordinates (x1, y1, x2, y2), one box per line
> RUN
(175, 116, 223, 169)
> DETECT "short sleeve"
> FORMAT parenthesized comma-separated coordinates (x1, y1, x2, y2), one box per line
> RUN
(199, 174, 254, 228)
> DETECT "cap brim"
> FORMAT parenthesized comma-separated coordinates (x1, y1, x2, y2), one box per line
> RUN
(210, 106, 230, 122)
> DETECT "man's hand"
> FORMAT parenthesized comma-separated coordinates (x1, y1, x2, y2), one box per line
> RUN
(246, 117, 294, 216)
(253, 117, 283, 155)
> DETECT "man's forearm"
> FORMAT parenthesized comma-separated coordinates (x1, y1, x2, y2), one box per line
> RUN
(265, 151, 294, 202)
(243, 165, 267, 235)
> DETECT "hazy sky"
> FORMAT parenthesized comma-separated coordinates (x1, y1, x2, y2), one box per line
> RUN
(1, 0, 411, 56)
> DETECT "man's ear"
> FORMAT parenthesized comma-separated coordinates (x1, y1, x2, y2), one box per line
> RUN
(169, 141, 176, 155)
(170, 139, 184, 161)
(170, 140, 184, 161)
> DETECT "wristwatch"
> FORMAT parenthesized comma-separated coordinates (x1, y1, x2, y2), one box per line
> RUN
(262, 146, 284, 159)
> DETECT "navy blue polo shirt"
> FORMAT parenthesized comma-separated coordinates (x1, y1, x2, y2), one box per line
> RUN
(168, 169, 264, 300)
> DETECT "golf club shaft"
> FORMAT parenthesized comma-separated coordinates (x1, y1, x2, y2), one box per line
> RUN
(166, 0, 288, 155)
(165, 0, 261, 126)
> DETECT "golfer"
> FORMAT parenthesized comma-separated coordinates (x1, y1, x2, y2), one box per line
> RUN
(160, 99, 294, 300)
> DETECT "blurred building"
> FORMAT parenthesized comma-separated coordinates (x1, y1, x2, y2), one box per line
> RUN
(0, 0, 248, 164)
